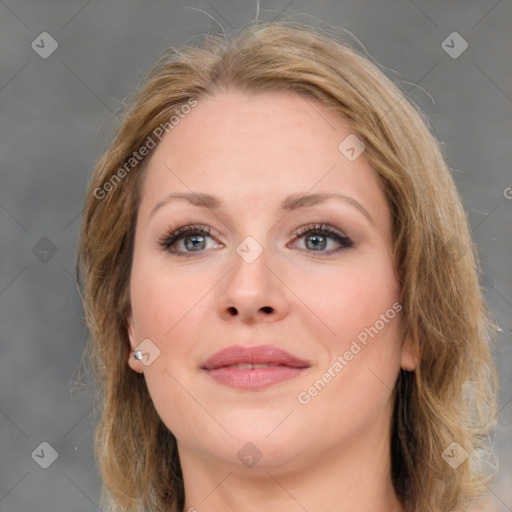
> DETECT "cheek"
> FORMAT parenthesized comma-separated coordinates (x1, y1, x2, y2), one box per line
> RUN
(293, 251, 403, 408)
(288, 251, 400, 346)
(129, 266, 211, 437)
(295, 303, 403, 445)
(130, 260, 213, 339)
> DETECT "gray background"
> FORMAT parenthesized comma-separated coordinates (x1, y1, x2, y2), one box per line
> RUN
(0, 1, 510, 510)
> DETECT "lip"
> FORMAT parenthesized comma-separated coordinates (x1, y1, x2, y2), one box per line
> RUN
(202, 344, 310, 370)
(201, 344, 311, 390)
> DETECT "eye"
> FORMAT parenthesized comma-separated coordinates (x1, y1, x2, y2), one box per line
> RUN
(157, 224, 222, 257)
(289, 223, 354, 256)
(157, 222, 354, 258)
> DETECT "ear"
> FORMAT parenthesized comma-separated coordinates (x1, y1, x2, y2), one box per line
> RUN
(126, 312, 144, 374)
(400, 333, 420, 372)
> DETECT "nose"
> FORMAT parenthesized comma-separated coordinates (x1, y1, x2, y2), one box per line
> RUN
(217, 240, 290, 324)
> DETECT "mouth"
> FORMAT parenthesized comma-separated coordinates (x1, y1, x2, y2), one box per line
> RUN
(201, 344, 310, 390)
(220, 363, 293, 369)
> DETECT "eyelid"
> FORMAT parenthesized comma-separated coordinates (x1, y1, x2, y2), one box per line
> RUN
(292, 222, 348, 239)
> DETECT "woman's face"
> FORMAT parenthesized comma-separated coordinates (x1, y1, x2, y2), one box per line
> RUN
(127, 90, 416, 473)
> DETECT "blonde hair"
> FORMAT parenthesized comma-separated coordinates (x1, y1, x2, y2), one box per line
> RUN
(76, 19, 498, 512)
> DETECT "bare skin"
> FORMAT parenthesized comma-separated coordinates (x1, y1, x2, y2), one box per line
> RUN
(127, 89, 419, 512)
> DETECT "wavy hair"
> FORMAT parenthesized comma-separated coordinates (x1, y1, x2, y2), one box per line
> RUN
(75, 19, 498, 512)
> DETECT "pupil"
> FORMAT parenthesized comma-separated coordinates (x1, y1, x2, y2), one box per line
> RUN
(306, 234, 326, 250)
(185, 235, 205, 250)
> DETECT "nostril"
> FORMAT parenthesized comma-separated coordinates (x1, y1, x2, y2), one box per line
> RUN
(227, 306, 237, 316)
(261, 306, 273, 314)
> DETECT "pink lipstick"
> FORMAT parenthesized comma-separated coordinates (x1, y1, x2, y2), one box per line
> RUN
(202, 344, 310, 390)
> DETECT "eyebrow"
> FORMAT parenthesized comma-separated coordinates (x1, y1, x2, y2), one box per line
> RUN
(149, 192, 374, 224)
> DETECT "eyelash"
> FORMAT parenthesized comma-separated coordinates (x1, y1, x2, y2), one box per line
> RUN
(157, 222, 354, 258)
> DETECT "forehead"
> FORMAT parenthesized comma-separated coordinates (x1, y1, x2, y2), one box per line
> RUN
(137, 90, 389, 227)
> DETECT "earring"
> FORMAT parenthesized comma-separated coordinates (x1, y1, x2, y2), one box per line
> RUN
(134, 350, 143, 361)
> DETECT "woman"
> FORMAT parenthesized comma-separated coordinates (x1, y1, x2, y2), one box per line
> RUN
(76, 20, 497, 512)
